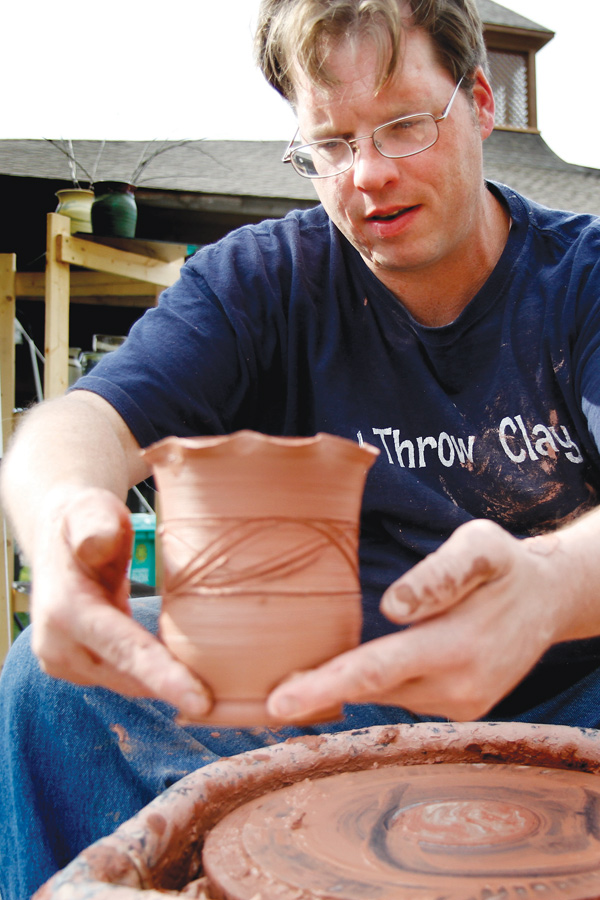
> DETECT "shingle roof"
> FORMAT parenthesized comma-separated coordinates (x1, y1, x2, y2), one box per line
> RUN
(477, 0, 551, 33)
(0, 2, 595, 221)
(0, 138, 316, 201)
(2, 133, 600, 217)
(483, 130, 600, 214)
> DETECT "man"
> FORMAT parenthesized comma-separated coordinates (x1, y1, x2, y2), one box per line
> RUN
(3, 1, 600, 897)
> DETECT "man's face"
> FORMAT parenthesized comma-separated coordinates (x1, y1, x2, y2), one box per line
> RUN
(292, 28, 495, 295)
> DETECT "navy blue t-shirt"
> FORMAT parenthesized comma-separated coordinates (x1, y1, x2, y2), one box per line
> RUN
(74, 181, 600, 711)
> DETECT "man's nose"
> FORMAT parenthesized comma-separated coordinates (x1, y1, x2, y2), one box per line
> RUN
(352, 140, 399, 192)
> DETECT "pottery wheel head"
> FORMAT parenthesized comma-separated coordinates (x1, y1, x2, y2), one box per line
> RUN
(202, 762, 600, 900)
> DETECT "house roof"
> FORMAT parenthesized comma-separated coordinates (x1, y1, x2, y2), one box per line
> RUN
(477, 0, 551, 33)
(2, 133, 600, 220)
(0, 139, 314, 203)
(483, 130, 600, 214)
(0, 1, 597, 234)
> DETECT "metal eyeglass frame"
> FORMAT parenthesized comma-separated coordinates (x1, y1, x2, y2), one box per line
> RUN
(282, 76, 465, 179)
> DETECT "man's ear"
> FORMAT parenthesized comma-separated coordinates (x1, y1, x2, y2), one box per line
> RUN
(471, 66, 495, 139)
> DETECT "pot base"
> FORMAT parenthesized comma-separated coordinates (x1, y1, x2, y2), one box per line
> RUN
(179, 697, 342, 727)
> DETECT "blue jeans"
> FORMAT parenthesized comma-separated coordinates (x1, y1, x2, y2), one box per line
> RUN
(2, 597, 600, 900)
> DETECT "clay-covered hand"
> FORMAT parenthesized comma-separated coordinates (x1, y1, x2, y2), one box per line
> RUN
(29, 486, 212, 720)
(267, 519, 574, 722)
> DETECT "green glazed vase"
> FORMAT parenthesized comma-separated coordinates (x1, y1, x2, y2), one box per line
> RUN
(91, 181, 137, 238)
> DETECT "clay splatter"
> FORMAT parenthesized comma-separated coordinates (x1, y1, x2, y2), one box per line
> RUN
(109, 723, 132, 755)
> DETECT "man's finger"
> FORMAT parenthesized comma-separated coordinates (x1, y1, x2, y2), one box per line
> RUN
(62, 493, 133, 592)
(35, 604, 213, 719)
(381, 519, 511, 623)
(267, 630, 425, 721)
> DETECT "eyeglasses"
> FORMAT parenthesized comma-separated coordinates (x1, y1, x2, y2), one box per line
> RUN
(282, 77, 464, 179)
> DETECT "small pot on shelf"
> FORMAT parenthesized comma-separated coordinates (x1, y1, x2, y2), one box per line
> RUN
(91, 181, 137, 238)
(55, 188, 94, 233)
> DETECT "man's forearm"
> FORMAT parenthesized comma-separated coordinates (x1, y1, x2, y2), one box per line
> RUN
(533, 507, 600, 644)
(1, 391, 148, 562)
(0, 391, 212, 717)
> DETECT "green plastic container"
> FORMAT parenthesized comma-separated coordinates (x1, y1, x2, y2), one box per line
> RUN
(130, 513, 156, 586)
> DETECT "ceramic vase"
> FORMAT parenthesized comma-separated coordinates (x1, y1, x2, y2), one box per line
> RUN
(55, 188, 94, 233)
(91, 181, 137, 238)
(142, 431, 379, 725)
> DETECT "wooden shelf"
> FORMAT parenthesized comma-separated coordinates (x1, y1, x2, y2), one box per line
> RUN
(0, 213, 186, 664)
(44, 213, 186, 398)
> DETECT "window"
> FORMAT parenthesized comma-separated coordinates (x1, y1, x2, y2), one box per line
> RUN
(488, 50, 529, 129)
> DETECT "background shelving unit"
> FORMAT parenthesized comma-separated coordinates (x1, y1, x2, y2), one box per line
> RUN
(0, 213, 186, 665)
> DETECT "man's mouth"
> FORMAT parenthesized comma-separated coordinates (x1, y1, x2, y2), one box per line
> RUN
(368, 205, 418, 222)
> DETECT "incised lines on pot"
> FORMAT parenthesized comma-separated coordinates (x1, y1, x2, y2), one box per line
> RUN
(160, 516, 358, 596)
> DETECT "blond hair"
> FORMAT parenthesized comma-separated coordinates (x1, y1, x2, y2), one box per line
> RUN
(255, 0, 486, 102)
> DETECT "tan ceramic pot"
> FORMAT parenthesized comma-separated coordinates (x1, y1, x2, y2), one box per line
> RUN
(34, 723, 600, 900)
(55, 188, 94, 233)
(142, 431, 379, 725)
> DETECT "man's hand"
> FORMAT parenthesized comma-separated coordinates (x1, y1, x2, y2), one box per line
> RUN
(29, 486, 212, 720)
(267, 519, 569, 722)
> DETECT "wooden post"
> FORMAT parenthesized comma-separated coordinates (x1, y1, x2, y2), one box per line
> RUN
(44, 213, 71, 399)
(0, 254, 16, 444)
(0, 254, 16, 667)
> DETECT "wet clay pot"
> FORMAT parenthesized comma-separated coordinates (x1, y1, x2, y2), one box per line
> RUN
(142, 431, 379, 725)
(33, 722, 600, 900)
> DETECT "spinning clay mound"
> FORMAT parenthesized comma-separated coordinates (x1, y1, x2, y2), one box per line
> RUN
(33, 724, 600, 900)
(203, 762, 600, 900)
